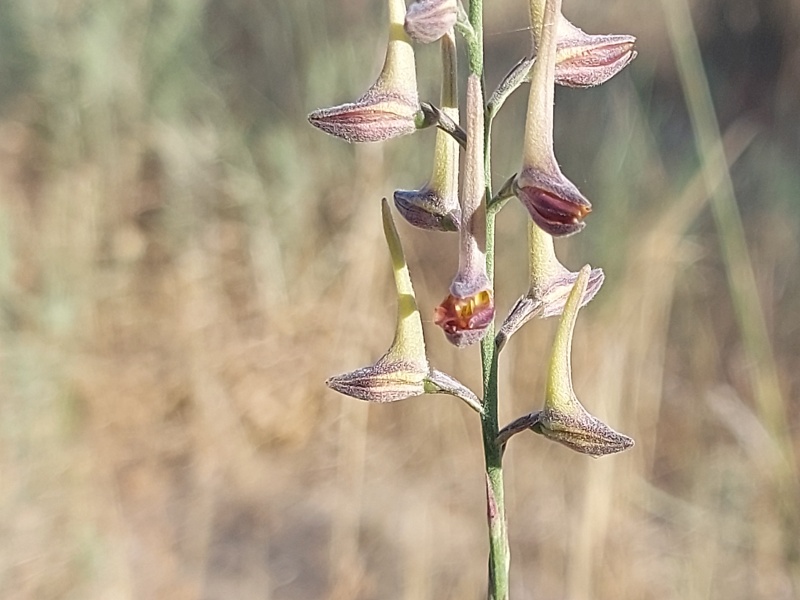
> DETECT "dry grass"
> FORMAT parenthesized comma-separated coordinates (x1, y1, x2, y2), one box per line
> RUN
(1, 0, 799, 599)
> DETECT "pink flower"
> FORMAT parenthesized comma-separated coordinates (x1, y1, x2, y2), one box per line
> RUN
(308, 0, 420, 143)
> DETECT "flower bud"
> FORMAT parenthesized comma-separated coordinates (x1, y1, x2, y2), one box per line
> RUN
(393, 189, 460, 231)
(308, 0, 420, 143)
(393, 32, 460, 232)
(404, 0, 458, 44)
(327, 200, 483, 413)
(514, 167, 591, 237)
(326, 358, 427, 403)
(526, 1, 637, 89)
(496, 223, 603, 350)
(516, 0, 591, 236)
(554, 21, 637, 88)
(434, 74, 494, 347)
(537, 266, 633, 456)
(530, 407, 634, 457)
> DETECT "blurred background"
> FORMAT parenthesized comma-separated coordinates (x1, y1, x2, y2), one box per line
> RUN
(1, 0, 799, 598)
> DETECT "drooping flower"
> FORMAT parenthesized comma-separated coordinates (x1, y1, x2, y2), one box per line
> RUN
(327, 199, 482, 413)
(514, 0, 591, 237)
(308, 0, 421, 143)
(394, 32, 461, 231)
(434, 74, 495, 347)
(496, 222, 604, 350)
(497, 266, 633, 456)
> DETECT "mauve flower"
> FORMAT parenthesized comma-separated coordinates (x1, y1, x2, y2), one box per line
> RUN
(496, 222, 604, 350)
(497, 265, 633, 457)
(308, 0, 420, 143)
(553, 19, 636, 88)
(404, 0, 458, 44)
(527, 2, 636, 88)
(327, 199, 482, 413)
(434, 74, 494, 347)
(497, 266, 633, 456)
(514, 0, 591, 237)
(394, 32, 461, 232)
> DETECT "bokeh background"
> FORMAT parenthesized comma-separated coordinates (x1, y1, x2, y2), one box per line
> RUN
(1, 0, 799, 598)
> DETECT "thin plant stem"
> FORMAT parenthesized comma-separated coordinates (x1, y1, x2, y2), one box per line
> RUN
(464, 0, 510, 597)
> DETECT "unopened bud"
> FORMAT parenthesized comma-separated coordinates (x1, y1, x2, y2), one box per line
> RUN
(540, 266, 633, 456)
(327, 200, 483, 414)
(308, 0, 420, 143)
(393, 188, 460, 231)
(555, 27, 637, 88)
(326, 358, 427, 403)
(518, 0, 593, 237)
(309, 91, 420, 143)
(496, 223, 603, 350)
(404, 0, 458, 44)
(531, 408, 634, 457)
(393, 32, 461, 232)
(528, 3, 636, 88)
(514, 168, 591, 237)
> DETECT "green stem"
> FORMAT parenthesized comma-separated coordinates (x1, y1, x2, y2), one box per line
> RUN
(465, 0, 509, 597)
(480, 213, 509, 600)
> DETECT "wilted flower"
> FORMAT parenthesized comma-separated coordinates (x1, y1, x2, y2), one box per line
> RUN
(404, 0, 458, 44)
(514, 0, 591, 237)
(434, 74, 495, 347)
(308, 0, 421, 143)
(394, 32, 461, 231)
(497, 266, 633, 456)
(327, 199, 482, 413)
(496, 222, 604, 350)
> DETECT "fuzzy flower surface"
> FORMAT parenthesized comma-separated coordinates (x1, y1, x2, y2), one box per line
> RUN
(308, 0, 421, 143)
(514, 0, 592, 237)
(434, 74, 494, 347)
(514, 266, 633, 456)
(326, 200, 482, 413)
(496, 222, 603, 350)
(394, 32, 461, 231)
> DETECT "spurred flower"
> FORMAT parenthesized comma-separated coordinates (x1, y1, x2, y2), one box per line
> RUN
(326, 200, 482, 413)
(497, 266, 633, 456)
(308, 0, 421, 143)
(496, 222, 604, 350)
(527, 2, 636, 88)
(514, 0, 591, 237)
(404, 0, 458, 44)
(434, 74, 494, 347)
(394, 32, 461, 231)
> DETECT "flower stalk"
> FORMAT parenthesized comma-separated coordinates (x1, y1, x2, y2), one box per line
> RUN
(310, 0, 638, 594)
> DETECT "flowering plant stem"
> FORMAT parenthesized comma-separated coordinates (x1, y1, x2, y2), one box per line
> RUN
(464, 1, 510, 598)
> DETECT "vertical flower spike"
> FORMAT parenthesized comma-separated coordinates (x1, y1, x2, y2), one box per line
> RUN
(434, 74, 495, 347)
(514, 0, 591, 237)
(327, 200, 483, 413)
(528, 266, 633, 456)
(527, 5, 637, 89)
(394, 32, 461, 232)
(496, 222, 604, 350)
(308, 0, 421, 143)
